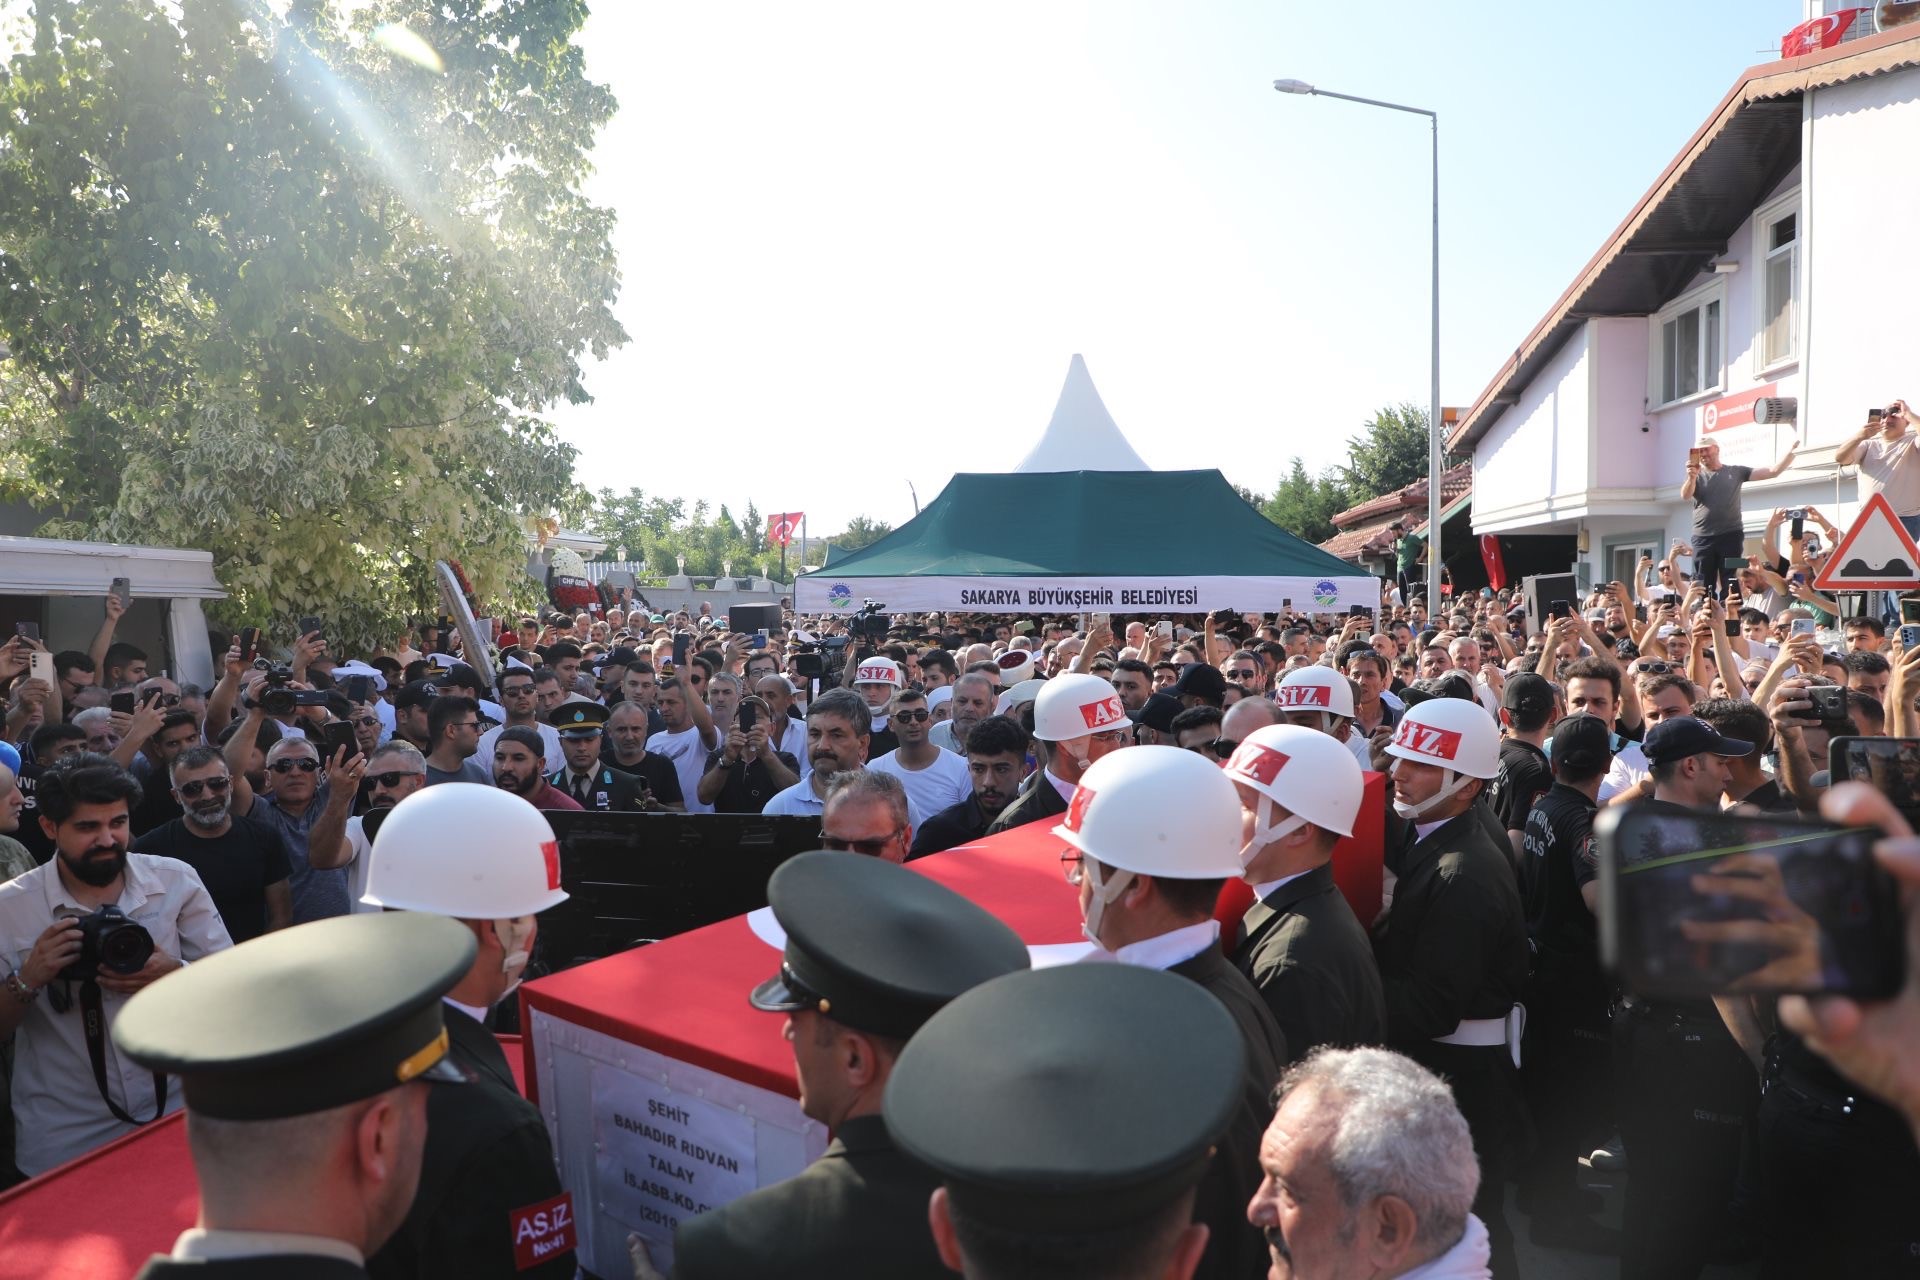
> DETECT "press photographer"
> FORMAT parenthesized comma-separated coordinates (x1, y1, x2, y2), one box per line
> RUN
(0, 755, 231, 1177)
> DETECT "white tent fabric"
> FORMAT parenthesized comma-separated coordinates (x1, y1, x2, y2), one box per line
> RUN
(1011, 354, 1150, 473)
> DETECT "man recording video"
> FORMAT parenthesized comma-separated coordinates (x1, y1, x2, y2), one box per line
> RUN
(0, 755, 231, 1176)
(1682, 435, 1797, 592)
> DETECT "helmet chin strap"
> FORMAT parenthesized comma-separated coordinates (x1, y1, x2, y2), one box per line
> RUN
(1239, 795, 1307, 869)
(1081, 860, 1135, 950)
(1391, 767, 1469, 821)
(493, 916, 536, 1003)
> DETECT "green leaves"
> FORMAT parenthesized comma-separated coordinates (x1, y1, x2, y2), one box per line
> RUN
(0, 0, 625, 652)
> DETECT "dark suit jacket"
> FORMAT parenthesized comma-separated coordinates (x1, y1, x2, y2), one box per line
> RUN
(672, 1114, 947, 1280)
(137, 1257, 367, 1280)
(910, 794, 994, 857)
(367, 1006, 573, 1280)
(1170, 945, 1288, 1280)
(1371, 804, 1528, 1047)
(984, 772, 1069, 836)
(548, 763, 649, 812)
(1234, 863, 1387, 1057)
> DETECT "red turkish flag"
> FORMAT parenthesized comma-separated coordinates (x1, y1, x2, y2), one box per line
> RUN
(767, 512, 803, 546)
(1781, 9, 1860, 57)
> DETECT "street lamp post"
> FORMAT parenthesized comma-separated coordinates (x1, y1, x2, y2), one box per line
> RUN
(1274, 79, 1442, 612)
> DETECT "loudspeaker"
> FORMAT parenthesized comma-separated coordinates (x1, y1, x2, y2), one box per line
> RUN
(1522, 572, 1580, 635)
(728, 603, 782, 634)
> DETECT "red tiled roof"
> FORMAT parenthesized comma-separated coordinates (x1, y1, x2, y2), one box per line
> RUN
(1319, 516, 1401, 563)
(1330, 463, 1472, 528)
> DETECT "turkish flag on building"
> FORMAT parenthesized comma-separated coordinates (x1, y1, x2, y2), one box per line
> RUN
(767, 512, 804, 546)
(1781, 9, 1861, 57)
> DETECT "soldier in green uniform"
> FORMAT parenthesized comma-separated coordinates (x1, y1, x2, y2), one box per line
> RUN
(545, 703, 652, 811)
(359, 784, 577, 1280)
(655, 850, 1030, 1279)
(884, 964, 1244, 1280)
(114, 912, 478, 1280)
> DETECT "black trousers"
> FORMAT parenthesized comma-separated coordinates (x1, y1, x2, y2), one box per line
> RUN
(1519, 1003, 1611, 1212)
(1756, 1069, 1920, 1278)
(1691, 529, 1747, 595)
(1615, 1004, 1758, 1280)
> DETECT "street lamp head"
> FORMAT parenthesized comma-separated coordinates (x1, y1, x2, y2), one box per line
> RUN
(1272, 78, 1315, 95)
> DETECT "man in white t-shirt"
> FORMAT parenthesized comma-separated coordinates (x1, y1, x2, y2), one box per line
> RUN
(863, 689, 970, 827)
(1562, 658, 1650, 804)
(646, 676, 720, 814)
(1837, 398, 1920, 535)
(474, 668, 563, 775)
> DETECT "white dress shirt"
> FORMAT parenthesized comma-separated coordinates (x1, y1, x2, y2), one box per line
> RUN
(0, 854, 233, 1175)
(171, 1228, 364, 1266)
(1109, 920, 1221, 971)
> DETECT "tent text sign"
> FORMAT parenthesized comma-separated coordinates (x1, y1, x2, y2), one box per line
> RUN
(794, 574, 1378, 615)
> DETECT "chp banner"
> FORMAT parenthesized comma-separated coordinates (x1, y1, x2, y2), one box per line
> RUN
(792, 573, 1381, 615)
(766, 512, 804, 547)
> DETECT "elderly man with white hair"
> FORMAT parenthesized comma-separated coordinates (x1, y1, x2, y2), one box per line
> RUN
(73, 706, 121, 755)
(1247, 1046, 1490, 1280)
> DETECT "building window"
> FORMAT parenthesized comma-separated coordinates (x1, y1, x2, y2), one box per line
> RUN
(1654, 285, 1723, 406)
(1757, 194, 1798, 368)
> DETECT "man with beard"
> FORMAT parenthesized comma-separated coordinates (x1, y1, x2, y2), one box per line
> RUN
(491, 727, 581, 812)
(928, 673, 994, 755)
(0, 755, 232, 1175)
(911, 716, 1029, 856)
(762, 689, 871, 817)
(133, 747, 291, 943)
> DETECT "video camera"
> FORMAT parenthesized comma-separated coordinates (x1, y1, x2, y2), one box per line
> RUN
(252, 664, 332, 717)
(58, 905, 154, 983)
(849, 599, 890, 640)
(790, 601, 889, 684)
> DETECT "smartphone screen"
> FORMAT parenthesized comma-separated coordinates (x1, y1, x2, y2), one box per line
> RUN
(1596, 806, 1903, 1001)
(1724, 617, 1741, 638)
(110, 691, 137, 715)
(1870, 408, 1886, 422)
(1902, 598, 1920, 625)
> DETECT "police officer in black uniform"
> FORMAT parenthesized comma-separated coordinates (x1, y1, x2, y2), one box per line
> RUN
(114, 912, 478, 1280)
(660, 850, 1030, 1279)
(545, 703, 650, 811)
(1516, 715, 1617, 1250)
(1374, 700, 1529, 1280)
(358, 784, 577, 1280)
(1610, 716, 1762, 1280)
(884, 964, 1244, 1280)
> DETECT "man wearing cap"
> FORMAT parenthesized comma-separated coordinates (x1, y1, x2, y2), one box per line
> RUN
(1515, 715, 1616, 1250)
(1485, 672, 1557, 865)
(848, 655, 902, 757)
(1374, 700, 1529, 1278)
(1609, 715, 1761, 1278)
(1063, 747, 1288, 1280)
(546, 702, 649, 811)
(1230, 725, 1387, 1059)
(361, 785, 577, 1280)
(116, 912, 476, 1280)
(884, 965, 1242, 1280)
(1129, 690, 1184, 746)
(477, 668, 563, 774)
(911, 716, 1030, 857)
(491, 726, 582, 812)
(1172, 662, 1227, 710)
(987, 674, 1131, 835)
(657, 851, 1029, 1279)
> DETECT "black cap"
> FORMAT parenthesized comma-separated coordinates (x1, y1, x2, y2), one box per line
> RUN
(884, 965, 1242, 1233)
(1413, 673, 1475, 703)
(1171, 663, 1226, 700)
(1643, 715, 1755, 765)
(1550, 714, 1613, 776)
(1128, 692, 1183, 734)
(394, 679, 439, 711)
(1502, 672, 1555, 718)
(602, 646, 640, 670)
(112, 914, 475, 1121)
(547, 701, 610, 737)
(748, 851, 1029, 1039)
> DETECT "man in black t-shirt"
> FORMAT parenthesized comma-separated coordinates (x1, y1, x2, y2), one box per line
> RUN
(1693, 698, 1796, 812)
(132, 745, 292, 943)
(599, 699, 685, 811)
(1487, 672, 1557, 866)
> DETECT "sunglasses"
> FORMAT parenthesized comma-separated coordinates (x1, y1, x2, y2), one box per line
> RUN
(176, 776, 231, 798)
(893, 708, 931, 723)
(500, 684, 536, 696)
(352, 715, 380, 728)
(268, 758, 320, 774)
(1187, 737, 1239, 760)
(1631, 661, 1675, 675)
(368, 770, 425, 789)
(820, 829, 905, 856)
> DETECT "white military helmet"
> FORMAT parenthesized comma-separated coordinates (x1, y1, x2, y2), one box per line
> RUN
(1031, 673, 1129, 744)
(1223, 724, 1365, 858)
(852, 656, 903, 688)
(1053, 745, 1244, 940)
(361, 783, 570, 918)
(1381, 697, 1500, 822)
(995, 649, 1036, 685)
(1274, 666, 1356, 730)
(995, 677, 1047, 717)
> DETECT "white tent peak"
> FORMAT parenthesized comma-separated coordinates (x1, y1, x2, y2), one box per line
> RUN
(1012, 353, 1151, 473)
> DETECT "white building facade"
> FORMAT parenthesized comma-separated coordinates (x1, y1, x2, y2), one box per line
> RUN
(1457, 19, 1920, 593)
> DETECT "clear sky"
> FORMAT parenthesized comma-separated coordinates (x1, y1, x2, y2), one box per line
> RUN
(551, 0, 1805, 539)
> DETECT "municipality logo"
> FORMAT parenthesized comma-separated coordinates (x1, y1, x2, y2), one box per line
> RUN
(1312, 579, 1339, 608)
(827, 583, 853, 609)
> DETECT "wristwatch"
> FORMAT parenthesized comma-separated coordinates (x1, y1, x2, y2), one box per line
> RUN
(4, 970, 39, 1004)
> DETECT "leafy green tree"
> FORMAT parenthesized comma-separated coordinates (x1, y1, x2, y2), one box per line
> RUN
(1336, 403, 1432, 501)
(834, 516, 894, 553)
(1260, 459, 1348, 545)
(0, 0, 624, 651)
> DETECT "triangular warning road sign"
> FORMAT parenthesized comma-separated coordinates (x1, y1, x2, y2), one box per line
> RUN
(1812, 492, 1920, 591)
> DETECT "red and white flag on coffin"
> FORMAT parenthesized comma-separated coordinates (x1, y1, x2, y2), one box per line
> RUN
(767, 512, 804, 546)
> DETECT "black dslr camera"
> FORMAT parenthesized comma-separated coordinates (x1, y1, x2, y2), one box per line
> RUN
(849, 600, 890, 641)
(59, 905, 155, 983)
(253, 664, 330, 716)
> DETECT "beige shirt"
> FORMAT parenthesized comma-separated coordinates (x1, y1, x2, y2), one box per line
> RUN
(0, 853, 232, 1175)
(1854, 431, 1920, 517)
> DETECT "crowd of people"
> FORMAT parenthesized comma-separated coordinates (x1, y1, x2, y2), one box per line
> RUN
(3, 419, 1920, 1278)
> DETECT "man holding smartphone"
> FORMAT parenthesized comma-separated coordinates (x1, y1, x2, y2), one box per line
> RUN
(1683, 436, 1798, 592)
(1836, 399, 1920, 535)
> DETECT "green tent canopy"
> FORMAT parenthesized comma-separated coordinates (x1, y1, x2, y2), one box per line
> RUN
(793, 470, 1378, 615)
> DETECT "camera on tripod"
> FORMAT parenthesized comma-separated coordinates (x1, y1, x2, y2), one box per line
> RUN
(58, 906, 154, 983)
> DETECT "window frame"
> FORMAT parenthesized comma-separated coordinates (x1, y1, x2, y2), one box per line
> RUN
(1648, 278, 1727, 409)
(1752, 187, 1800, 374)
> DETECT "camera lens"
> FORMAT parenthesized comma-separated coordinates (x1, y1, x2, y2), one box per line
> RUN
(96, 918, 154, 975)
